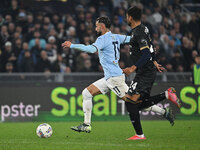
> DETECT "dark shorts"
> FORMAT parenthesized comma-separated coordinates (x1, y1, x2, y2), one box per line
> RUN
(127, 70, 156, 100)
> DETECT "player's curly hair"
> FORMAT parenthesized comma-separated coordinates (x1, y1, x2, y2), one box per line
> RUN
(127, 6, 142, 21)
(96, 16, 111, 28)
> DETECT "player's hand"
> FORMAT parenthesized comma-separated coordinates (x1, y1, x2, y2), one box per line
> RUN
(123, 68, 132, 75)
(62, 41, 71, 48)
(123, 66, 136, 75)
(155, 64, 166, 72)
(153, 61, 165, 72)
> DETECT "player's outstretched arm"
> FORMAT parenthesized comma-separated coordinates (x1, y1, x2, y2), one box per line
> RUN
(62, 41, 97, 53)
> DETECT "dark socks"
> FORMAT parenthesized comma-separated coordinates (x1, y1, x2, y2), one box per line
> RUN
(138, 92, 166, 110)
(125, 102, 143, 135)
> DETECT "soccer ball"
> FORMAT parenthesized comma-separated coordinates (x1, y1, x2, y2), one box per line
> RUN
(36, 123, 53, 138)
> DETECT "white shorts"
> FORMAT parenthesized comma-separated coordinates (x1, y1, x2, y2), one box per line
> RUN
(93, 75, 128, 98)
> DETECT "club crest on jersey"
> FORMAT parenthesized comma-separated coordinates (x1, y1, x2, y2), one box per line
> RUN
(113, 61, 117, 64)
(144, 26, 149, 34)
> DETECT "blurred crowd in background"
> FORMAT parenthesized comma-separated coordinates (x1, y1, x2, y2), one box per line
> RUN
(0, 0, 200, 73)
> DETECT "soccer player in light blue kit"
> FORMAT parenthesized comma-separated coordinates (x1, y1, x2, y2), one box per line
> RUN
(62, 16, 174, 134)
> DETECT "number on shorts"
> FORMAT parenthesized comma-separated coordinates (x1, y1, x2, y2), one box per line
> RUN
(113, 86, 121, 96)
(130, 82, 137, 90)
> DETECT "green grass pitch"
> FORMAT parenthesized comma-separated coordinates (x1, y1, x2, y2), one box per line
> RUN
(0, 120, 199, 150)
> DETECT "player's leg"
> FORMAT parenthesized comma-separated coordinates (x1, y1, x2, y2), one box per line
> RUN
(71, 84, 100, 133)
(106, 74, 128, 99)
(116, 78, 168, 120)
(125, 74, 164, 140)
(71, 78, 110, 133)
(123, 75, 176, 127)
(127, 95, 175, 126)
(106, 75, 145, 139)
(138, 91, 166, 110)
(137, 87, 180, 126)
(82, 84, 101, 125)
(125, 101, 145, 140)
(143, 105, 165, 115)
(136, 87, 176, 126)
(137, 87, 181, 110)
(143, 106, 175, 126)
(107, 76, 166, 138)
(125, 80, 146, 140)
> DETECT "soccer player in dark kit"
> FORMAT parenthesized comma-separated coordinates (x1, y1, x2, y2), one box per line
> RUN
(123, 6, 181, 140)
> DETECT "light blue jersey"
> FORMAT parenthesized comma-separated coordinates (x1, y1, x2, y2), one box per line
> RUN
(92, 31, 130, 79)
(70, 31, 130, 80)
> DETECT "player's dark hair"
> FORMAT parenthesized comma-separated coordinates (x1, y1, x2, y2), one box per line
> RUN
(127, 6, 142, 21)
(96, 16, 111, 28)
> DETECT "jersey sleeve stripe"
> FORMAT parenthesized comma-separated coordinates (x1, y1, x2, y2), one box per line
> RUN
(92, 44, 98, 51)
(123, 35, 127, 43)
(140, 46, 149, 50)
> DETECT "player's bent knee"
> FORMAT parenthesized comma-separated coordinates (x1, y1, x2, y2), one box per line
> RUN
(126, 93, 140, 102)
(82, 88, 93, 100)
(121, 96, 126, 101)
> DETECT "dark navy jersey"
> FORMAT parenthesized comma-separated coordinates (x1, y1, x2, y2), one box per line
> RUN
(129, 24, 156, 74)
